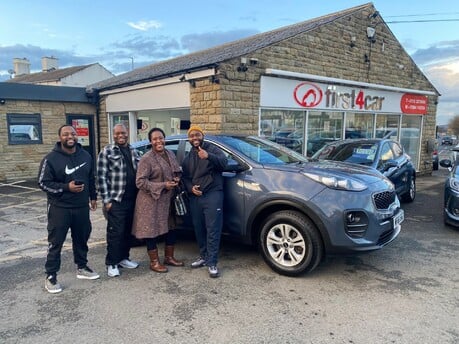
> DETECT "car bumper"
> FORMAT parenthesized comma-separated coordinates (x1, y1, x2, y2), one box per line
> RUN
(310, 183, 402, 253)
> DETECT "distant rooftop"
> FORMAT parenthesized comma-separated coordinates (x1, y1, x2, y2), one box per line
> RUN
(6, 64, 95, 84)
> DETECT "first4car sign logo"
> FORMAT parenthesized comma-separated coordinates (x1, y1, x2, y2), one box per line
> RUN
(290, 80, 427, 114)
(260, 76, 428, 115)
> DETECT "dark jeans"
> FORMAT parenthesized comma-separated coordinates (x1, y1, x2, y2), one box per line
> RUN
(189, 190, 223, 266)
(105, 199, 135, 266)
(45, 204, 92, 275)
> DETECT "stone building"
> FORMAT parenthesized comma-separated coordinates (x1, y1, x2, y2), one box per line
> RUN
(0, 83, 96, 181)
(92, 2, 439, 174)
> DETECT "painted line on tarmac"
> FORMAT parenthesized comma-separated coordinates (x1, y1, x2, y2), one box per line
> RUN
(0, 239, 106, 264)
(0, 181, 39, 190)
(0, 199, 46, 211)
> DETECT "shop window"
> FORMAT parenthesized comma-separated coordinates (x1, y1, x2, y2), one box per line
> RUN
(135, 110, 191, 141)
(401, 115, 422, 170)
(307, 111, 343, 156)
(7, 113, 43, 145)
(345, 113, 374, 139)
(375, 114, 400, 139)
(260, 109, 305, 154)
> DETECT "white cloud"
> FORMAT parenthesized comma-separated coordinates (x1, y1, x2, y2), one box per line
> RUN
(423, 61, 459, 125)
(127, 20, 162, 31)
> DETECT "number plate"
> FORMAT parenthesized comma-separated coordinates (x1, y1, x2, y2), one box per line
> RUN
(392, 209, 404, 228)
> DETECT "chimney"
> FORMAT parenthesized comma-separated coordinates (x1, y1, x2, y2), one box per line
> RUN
(13, 58, 31, 75)
(42, 56, 59, 72)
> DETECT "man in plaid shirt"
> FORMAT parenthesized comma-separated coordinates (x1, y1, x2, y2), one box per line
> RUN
(97, 123, 141, 277)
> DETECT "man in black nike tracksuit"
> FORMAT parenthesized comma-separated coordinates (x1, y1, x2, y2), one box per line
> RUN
(38, 125, 99, 293)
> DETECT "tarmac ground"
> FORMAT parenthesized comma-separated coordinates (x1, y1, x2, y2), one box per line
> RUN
(0, 170, 458, 344)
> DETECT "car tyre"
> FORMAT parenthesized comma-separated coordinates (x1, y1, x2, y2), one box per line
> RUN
(259, 210, 323, 276)
(401, 177, 416, 203)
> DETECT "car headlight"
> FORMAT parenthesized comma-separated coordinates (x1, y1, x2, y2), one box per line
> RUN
(303, 172, 367, 191)
(449, 178, 459, 192)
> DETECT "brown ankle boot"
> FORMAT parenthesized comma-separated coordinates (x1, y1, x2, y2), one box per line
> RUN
(164, 245, 184, 266)
(147, 249, 168, 273)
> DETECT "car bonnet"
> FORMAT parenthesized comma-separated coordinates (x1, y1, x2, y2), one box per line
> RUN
(302, 160, 392, 185)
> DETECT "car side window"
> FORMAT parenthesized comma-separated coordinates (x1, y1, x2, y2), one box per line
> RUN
(134, 143, 151, 157)
(380, 143, 394, 162)
(390, 142, 403, 158)
(182, 140, 235, 164)
(377, 142, 394, 169)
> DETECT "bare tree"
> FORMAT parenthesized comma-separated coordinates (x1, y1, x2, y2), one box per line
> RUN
(448, 115, 459, 135)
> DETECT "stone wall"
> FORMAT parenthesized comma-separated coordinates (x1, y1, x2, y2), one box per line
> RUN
(0, 100, 96, 182)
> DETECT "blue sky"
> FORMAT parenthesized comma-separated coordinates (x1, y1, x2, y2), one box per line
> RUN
(1, 0, 458, 124)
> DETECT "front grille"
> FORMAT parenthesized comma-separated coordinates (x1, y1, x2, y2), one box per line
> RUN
(373, 191, 396, 210)
(377, 228, 395, 245)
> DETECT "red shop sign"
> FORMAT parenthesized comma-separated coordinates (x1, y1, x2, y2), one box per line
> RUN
(400, 94, 428, 114)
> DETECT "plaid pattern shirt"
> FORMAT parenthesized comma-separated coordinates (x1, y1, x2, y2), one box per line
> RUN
(97, 144, 140, 204)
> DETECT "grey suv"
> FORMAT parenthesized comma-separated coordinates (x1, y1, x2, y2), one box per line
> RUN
(132, 135, 403, 276)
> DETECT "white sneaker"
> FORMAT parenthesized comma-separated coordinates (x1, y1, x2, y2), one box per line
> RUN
(208, 265, 220, 278)
(107, 265, 120, 277)
(119, 259, 139, 269)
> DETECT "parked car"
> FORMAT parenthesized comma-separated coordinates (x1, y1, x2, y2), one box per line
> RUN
(311, 138, 416, 202)
(132, 134, 403, 276)
(439, 147, 459, 227)
(442, 136, 453, 145)
(271, 128, 303, 152)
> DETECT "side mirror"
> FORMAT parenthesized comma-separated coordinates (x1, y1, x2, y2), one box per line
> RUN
(440, 159, 452, 169)
(382, 159, 398, 172)
(225, 158, 248, 173)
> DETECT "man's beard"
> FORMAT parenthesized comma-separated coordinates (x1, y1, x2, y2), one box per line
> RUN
(62, 140, 76, 149)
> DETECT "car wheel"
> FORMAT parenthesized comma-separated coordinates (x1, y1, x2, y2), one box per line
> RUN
(259, 210, 323, 276)
(401, 177, 416, 203)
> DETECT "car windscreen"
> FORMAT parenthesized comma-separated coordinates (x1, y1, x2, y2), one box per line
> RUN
(316, 142, 377, 166)
(218, 136, 307, 164)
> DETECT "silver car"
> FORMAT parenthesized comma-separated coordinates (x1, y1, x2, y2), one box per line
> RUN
(132, 135, 403, 276)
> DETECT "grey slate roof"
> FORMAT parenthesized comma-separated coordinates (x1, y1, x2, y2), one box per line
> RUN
(90, 3, 372, 92)
(7, 64, 96, 84)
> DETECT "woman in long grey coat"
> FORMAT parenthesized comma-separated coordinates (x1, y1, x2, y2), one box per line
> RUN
(132, 127, 183, 273)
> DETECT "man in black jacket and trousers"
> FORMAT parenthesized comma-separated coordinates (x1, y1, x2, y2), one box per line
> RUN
(38, 125, 99, 293)
(181, 125, 227, 278)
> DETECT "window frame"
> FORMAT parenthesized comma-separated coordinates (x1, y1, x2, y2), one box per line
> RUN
(7, 113, 43, 145)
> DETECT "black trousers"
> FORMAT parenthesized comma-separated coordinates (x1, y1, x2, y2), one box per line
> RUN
(105, 199, 135, 266)
(45, 204, 92, 275)
(189, 190, 223, 266)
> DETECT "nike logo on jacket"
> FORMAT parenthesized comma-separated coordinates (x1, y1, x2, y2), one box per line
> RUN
(65, 163, 87, 175)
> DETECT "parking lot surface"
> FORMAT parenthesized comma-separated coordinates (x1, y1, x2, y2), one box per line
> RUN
(0, 172, 458, 344)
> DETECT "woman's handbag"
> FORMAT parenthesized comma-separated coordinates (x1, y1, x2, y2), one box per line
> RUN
(173, 185, 188, 216)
